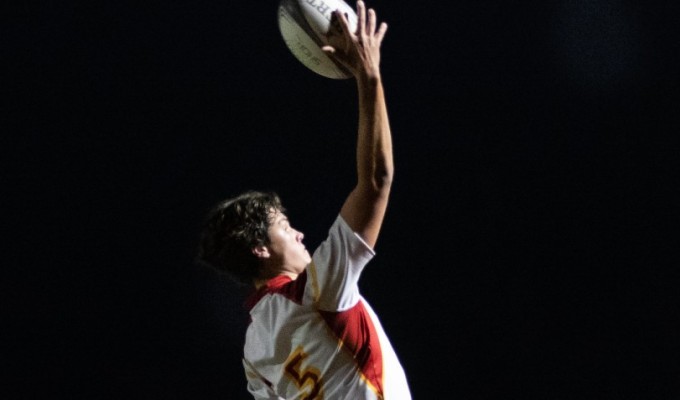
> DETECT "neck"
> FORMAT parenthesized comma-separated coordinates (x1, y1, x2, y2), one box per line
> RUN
(253, 271, 299, 289)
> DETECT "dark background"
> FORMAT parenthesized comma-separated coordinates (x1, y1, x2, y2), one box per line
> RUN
(4, 0, 679, 399)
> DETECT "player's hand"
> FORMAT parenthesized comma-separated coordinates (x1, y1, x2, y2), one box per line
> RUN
(322, 0, 387, 80)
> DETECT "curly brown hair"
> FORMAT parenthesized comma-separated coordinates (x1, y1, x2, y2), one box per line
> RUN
(197, 191, 284, 285)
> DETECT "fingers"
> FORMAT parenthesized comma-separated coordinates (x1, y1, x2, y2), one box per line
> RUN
(367, 8, 376, 38)
(375, 21, 387, 43)
(323, 2, 387, 58)
(356, 1, 386, 43)
(356, 0, 366, 37)
(322, 9, 350, 56)
(328, 11, 341, 35)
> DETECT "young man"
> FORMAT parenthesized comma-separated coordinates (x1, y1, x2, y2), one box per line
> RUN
(198, 2, 411, 398)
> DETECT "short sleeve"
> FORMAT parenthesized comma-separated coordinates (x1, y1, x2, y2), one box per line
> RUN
(303, 215, 375, 311)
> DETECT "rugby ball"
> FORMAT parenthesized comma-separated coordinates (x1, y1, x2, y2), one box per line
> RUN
(277, 0, 358, 79)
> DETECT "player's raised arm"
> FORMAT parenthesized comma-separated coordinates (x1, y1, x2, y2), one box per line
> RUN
(323, 1, 391, 248)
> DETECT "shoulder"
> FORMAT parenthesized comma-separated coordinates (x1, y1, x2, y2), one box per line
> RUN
(329, 215, 377, 256)
(245, 273, 308, 311)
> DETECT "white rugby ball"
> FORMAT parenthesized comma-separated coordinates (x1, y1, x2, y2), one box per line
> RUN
(277, 0, 358, 79)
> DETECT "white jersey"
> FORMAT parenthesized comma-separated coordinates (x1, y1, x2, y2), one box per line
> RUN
(243, 216, 411, 399)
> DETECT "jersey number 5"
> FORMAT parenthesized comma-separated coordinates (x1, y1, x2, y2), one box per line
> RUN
(284, 346, 323, 399)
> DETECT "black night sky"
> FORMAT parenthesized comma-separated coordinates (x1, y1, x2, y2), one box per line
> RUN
(5, 1, 679, 399)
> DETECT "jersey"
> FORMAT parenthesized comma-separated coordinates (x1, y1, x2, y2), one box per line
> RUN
(242, 215, 411, 399)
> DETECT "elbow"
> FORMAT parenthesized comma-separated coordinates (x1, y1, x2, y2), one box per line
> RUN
(372, 164, 394, 193)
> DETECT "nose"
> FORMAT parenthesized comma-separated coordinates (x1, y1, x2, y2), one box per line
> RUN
(296, 231, 304, 242)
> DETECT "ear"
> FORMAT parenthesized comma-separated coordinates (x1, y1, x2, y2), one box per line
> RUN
(252, 244, 270, 259)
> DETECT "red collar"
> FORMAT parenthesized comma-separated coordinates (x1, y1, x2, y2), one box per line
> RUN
(244, 272, 307, 311)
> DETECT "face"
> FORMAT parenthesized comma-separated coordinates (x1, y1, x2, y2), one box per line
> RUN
(261, 209, 311, 278)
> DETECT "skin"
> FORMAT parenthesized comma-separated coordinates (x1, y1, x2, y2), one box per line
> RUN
(253, 210, 312, 288)
(253, 1, 392, 288)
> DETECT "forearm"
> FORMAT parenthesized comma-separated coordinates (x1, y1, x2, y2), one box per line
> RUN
(340, 74, 393, 247)
(356, 74, 393, 195)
